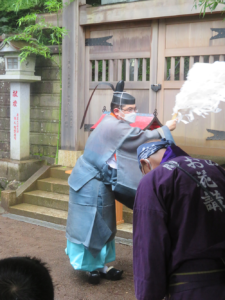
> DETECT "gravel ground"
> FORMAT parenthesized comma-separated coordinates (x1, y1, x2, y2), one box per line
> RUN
(0, 215, 136, 300)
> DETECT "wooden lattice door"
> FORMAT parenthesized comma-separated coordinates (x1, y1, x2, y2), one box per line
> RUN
(84, 21, 155, 224)
(156, 17, 225, 158)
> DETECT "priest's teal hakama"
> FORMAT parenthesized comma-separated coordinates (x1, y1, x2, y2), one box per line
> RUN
(66, 238, 116, 272)
(66, 114, 173, 271)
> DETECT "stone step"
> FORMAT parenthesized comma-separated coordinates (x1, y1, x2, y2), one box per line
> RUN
(117, 223, 132, 239)
(37, 177, 69, 195)
(8, 203, 132, 238)
(9, 203, 67, 225)
(50, 167, 71, 180)
(23, 190, 69, 211)
(123, 206, 133, 224)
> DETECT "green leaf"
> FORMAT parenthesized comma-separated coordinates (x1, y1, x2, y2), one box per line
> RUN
(17, 13, 37, 26)
(0, 17, 9, 22)
(44, 0, 62, 13)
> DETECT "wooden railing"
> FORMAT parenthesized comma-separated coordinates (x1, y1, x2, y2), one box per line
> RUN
(90, 58, 150, 84)
(165, 55, 225, 81)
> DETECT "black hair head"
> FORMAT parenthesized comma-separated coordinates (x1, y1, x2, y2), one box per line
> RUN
(0, 256, 54, 300)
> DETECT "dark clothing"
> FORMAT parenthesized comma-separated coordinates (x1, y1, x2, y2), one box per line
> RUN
(169, 284, 225, 300)
(114, 192, 135, 210)
(161, 144, 189, 163)
(167, 258, 225, 298)
(133, 146, 225, 300)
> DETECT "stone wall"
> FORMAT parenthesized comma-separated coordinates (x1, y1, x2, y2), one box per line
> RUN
(0, 56, 10, 159)
(30, 54, 60, 164)
(0, 53, 61, 164)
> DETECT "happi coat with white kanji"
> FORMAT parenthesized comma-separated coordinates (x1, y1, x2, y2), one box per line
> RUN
(133, 146, 225, 300)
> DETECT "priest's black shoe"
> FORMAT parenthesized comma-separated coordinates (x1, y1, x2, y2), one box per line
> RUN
(100, 267, 123, 281)
(87, 271, 100, 284)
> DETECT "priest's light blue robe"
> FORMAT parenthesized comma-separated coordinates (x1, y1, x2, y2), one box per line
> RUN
(66, 114, 173, 271)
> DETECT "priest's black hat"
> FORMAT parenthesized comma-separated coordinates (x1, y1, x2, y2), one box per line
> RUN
(111, 80, 135, 106)
(80, 80, 135, 129)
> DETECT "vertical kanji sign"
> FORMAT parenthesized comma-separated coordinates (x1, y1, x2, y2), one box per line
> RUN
(11, 85, 20, 144)
(10, 82, 30, 160)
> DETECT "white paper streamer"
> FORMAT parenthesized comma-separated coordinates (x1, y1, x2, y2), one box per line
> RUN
(173, 62, 225, 123)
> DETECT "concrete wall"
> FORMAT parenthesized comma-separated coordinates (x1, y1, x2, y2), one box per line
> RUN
(0, 53, 61, 164)
(30, 54, 61, 164)
(0, 56, 10, 159)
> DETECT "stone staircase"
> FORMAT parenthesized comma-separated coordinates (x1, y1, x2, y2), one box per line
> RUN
(9, 167, 70, 225)
(123, 206, 133, 225)
(7, 166, 134, 236)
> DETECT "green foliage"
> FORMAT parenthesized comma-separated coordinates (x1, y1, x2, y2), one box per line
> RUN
(0, 0, 76, 12)
(3, 2, 68, 63)
(17, 12, 38, 26)
(0, 0, 54, 12)
(0, 17, 8, 22)
(194, 0, 225, 16)
(0, 0, 72, 37)
(86, 0, 101, 6)
(0, 0, 99, 37)
(184, 57, 190, 80)
(0, 17, 10, 35)
(0, 9, 29, 35)
(146, 58, 150, 81)
(44, 0, 63, 12)
(0, 0, 62, 36)
(0, 0, 73, 163)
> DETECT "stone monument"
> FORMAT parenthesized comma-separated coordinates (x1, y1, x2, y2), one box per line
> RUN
(0, 39, 45, 181)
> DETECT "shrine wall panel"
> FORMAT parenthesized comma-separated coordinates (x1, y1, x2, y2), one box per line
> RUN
(158, 15, 225, 159)
(166, 19, 225, 49)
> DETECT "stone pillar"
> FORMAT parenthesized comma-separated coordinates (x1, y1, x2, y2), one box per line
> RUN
(10, 82, 30, 160)
(62, 0, 86, 151)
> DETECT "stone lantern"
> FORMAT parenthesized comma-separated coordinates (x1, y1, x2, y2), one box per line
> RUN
(0, 39, 41, 160)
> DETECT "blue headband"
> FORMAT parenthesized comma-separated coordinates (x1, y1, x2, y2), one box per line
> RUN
(137, 138, 175, 170)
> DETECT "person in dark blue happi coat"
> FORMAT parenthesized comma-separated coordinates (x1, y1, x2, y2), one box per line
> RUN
(134, 139, 225, 300)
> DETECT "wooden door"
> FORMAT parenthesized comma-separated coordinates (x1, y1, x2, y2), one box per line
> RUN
(84, 21, 156, 224)
(84, 21, 155, 133)
(157, 16, 225, 158)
